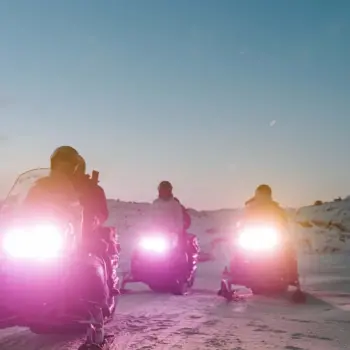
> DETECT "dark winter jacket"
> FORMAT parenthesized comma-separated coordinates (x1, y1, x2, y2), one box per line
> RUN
(244, 196, 287, 226)
(23, 172, 82, 226)
(73, 175, 109, 234)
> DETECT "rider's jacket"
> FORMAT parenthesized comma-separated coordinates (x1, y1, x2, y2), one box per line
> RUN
(243, 197, 288, 227)
(150, 196, 184, 234)
(73, 174, 109, 235)
(23, 171, 81, 226)
(174, 197, 191, 231)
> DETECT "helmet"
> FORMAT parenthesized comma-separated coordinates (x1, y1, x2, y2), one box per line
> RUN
(158, 181, 173, 192)
(50, 146, 79, 172)
(255, 184, 272, 197)
(76, 155, 86, 174)
(158, 181, 173, 199)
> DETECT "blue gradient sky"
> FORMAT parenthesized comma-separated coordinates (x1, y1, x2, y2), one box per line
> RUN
(0, 0, 349, 209)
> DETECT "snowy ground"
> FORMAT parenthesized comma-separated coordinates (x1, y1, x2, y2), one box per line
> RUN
(0, 252, 349, 350)
(107, 198, 350, 257)
(1, 199, 350, 349)
(295, 197, 350, 253)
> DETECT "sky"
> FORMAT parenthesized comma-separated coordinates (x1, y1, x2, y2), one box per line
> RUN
(0, 0, 349, 210)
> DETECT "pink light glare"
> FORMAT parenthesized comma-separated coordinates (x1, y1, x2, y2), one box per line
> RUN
(3, 224, 65, 259)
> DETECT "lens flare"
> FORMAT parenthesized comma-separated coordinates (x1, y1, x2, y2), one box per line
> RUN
(3, 223, 64, 259)
(238, 226, 280, 251)
(139, 235, 170, 253)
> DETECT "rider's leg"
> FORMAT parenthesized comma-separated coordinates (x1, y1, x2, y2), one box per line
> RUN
(287, 246, 299, 285)
(98, 227, 120, 295)
(184, 232, 197, 273)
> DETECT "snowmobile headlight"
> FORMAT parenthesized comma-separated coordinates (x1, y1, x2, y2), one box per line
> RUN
(139, 232, 177, 253)
(238, 226, 280, 251)
(3, 223, 65, 259)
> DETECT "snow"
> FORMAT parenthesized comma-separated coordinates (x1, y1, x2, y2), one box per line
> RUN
(106, 200, 243, 269)
(107, 198, 350, 270)
(1, 199, 350, 349)
(1, 253, 350, 349)
(295, 197, 350, 253)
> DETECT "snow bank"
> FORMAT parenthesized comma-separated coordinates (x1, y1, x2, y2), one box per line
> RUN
(2, 195, 347, 260)
(106, 199, 350, 265)
(106, 200, 242, 268)
(295, 197, 350, 253)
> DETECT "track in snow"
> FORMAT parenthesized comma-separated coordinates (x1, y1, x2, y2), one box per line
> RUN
(0, 254, 350, 349)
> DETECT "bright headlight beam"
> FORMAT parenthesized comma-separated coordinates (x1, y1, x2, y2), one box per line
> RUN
(238, 226, 280, 251)
(3, 224, 64, 259)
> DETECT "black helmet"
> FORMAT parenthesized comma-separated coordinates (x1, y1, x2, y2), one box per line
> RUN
(50, 146, 79, 171)
(158, 181, 173, 191)
(255, 184, 272, 196)
(76, 154, 86, 174)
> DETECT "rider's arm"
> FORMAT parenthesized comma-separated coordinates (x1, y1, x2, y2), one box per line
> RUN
(278, 206, 288, 224)
(148, 199, 159, 227)
(182, 206, 191, 230)
(174, 197, 191, 230)
(95, 185, 109, 224)
(149, 199, 158, 217)
(172, 199, 184, 234)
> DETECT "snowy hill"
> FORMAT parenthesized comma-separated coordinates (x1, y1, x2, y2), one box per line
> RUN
(105, 199, 350, 267)
(295, 197, 350, 253)
(106, 199, 242, 267)
(1, 196, 349, 259)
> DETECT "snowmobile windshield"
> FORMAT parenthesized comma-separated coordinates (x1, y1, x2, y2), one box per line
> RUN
(0, 168, 84, 259)
(0, 168, 83, 234)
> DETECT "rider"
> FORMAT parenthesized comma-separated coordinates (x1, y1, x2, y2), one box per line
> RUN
(25, 146, 118, 294)
(74, 155, 119, 295)
(244, 184, 298, 285)
(150, 181, 184, 235)
(24, 146, 81, 221)
(244, 184, 288, 224)
(150, 181, 196, 270)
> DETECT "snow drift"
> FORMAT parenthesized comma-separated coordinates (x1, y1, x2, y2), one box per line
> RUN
(2, 196, 348, 258)
(105, 198, 350, 271)
(106, 200, 242, 267)
(295, 197, 350, 253)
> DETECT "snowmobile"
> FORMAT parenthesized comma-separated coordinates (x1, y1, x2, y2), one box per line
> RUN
(218, 219, 306, 303)
(0, 168, 119, 350)
(121, 229, 199, 295)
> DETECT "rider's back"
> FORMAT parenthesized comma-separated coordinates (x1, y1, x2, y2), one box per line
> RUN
(24, 171, 81, 222)
(244, 197, 287, 227)
(150, 197, 184, 233)
(89, 183, 109, 225)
